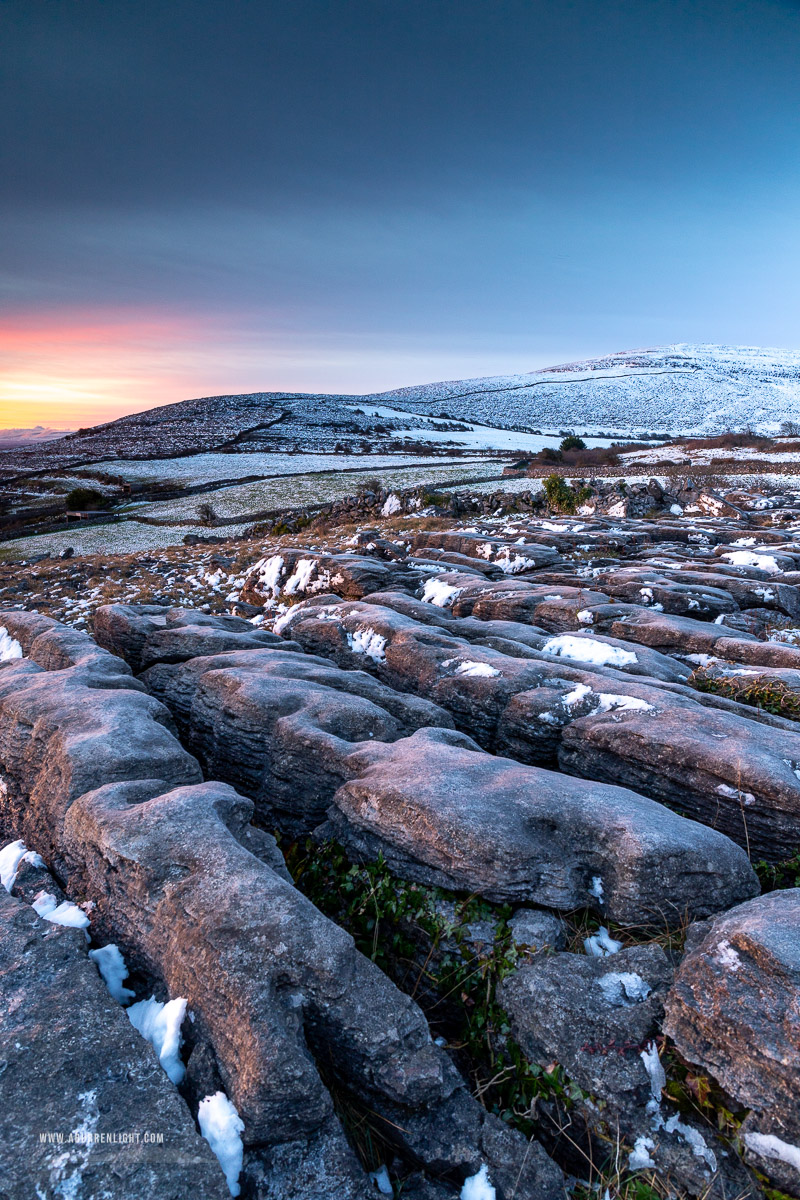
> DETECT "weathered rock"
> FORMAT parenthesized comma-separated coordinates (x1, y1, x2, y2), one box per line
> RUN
(0, 888, 229, 1199)
(664, 889, 800, 1195)
(322, 727, 757, 924)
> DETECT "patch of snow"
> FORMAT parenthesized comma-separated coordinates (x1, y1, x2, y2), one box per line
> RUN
(744, 1132, 800, 1174)
(89, 943, 136, 1003)
(283, 558, 318, 595)
(381, 493, 402, 516)
(369, 1164, 394, 1195)
(460, 1163, 496, 1200)
(584, 926, 623, 957)
(713, 939, 742, 971)
(347, 628, 387, 662)
(421, 578, 463, 607)
(670, 504, 683, 515)
(664, 1113, 717, 1172)
(595, 693, 655, 714)
(0, 627, 23, 662)
(640, 1041, 667, 1109)
(31, 890, 90, 930)
(543, 634, 637, 668)
(253, 554, 284, 598)
(563, 682, 592, 707)
(127, 995, 188, 1084)
(715, 783, 756, 806)
(722, 550, 781, 573)
(577, 609, 594, 624)
(588, 875, 604, 901)
(629, 1136, 657, 1171)
(598, 971, 652, 1006)
(451, 660, 501, 678)
(0, 839, 45, 892)
(198, 1092, 245, 1196)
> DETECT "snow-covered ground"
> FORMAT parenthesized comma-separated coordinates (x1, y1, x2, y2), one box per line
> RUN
(367, 345, 800, 435)
(126, 461, 508, 522)
(620, 440, 800, 466)
(344, 405, 620, 451)
(90, 451, 485, 487)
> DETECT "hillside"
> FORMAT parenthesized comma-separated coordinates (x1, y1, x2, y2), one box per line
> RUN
(377, 344, 800, 434)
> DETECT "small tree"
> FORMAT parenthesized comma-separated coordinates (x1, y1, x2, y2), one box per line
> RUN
(560, 435, 587, 452)
(197, 501, 218, 526)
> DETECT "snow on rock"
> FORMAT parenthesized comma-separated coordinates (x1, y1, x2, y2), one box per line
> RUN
(89, 943, 136, 1003)
(640, 1040, 667, 1110)
(629, 1135, 657, 1171)
(449, 660, 501, 678)
(663, 1113, 717, 1172)
(368, 1164, 394, 1195)
(421, 578, 463, 607)
(721, 550, 781, 574)
(0, 627, 23, 662)
(744, 1132, 800, 1175)
(198, 1091, 245, 1197)
(0, 839, 45, 892)
(251, 554, 284, 598)
(380, 493, 402, 516)
(712, 939, 742, 971)
(460, 1163, 496, 1200)
(598, 971, 652, 1006)
(595, 693, 655, 715)
(563, 682, 592, 708)
(543, 634, 638, 668)
(283, 558, 318, 596)
(31, 890, 90, 930)
(584, 926, 623, 957)
(576, 609, 594, 624)
(346, 628, 387, 662)
(127, 995, 188, 1084)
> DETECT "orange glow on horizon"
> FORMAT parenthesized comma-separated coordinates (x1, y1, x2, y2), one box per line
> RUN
(0, 310, 227, 429)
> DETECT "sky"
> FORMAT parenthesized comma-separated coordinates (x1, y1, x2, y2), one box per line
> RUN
(2, 0, 800, 428)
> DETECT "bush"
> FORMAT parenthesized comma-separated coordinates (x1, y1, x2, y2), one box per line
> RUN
(197, 501, 218, 526)
(536, 447, 563, 463)
(542, 474, 592, 514)
(65, 487, 106, 511)
(559, 435, 586, 452)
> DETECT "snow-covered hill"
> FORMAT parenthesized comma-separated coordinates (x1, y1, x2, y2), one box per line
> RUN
(371, 344, 800, 434)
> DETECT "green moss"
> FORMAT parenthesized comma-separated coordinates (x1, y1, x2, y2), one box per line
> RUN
(754, 849, 800, 892)
(689, 667, 800, 720)
(284, 840, 583, 1132)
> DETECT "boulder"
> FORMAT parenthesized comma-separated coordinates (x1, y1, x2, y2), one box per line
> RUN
(0, 888, 229, 1199)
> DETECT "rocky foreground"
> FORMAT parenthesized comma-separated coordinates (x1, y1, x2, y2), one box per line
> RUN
(2, 477, 800, 1199)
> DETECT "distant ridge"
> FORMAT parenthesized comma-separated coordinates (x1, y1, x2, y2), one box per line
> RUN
(372, 344, 800, 434)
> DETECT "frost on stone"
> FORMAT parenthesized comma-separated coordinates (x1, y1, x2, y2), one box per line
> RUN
(127, 995, 188, 1085)
(89, 943, 136, 1004)
(598, 971, 652, 1006)
(346, 628, 388, 662)
(283, 558, 318, 596)
(380, 493, 402, 517)
(584, 926, 623, 957)
(460, 1163, 496, 1200)
(198, 1091, 245, 1197)
(543, 634, 637, 668)
(253, 554, 285, 598)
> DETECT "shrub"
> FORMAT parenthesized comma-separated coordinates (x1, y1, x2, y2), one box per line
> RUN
(65, 487, 106, 511)
(542, 474, 592, 514)
(536, 447, 563, 462)
(197, 501, 218, 526)
(560, 435, 586, 452)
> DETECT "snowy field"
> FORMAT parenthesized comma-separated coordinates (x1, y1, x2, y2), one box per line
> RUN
(89, 451, 484, 487)
(126, 461, 508, 522)
(0, 521, 259, 561)
(620, 441, 800, 466)
(344, 405, 620, 452)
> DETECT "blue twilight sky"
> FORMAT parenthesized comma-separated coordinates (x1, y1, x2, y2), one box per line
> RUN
(2, 0, 800, 424)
